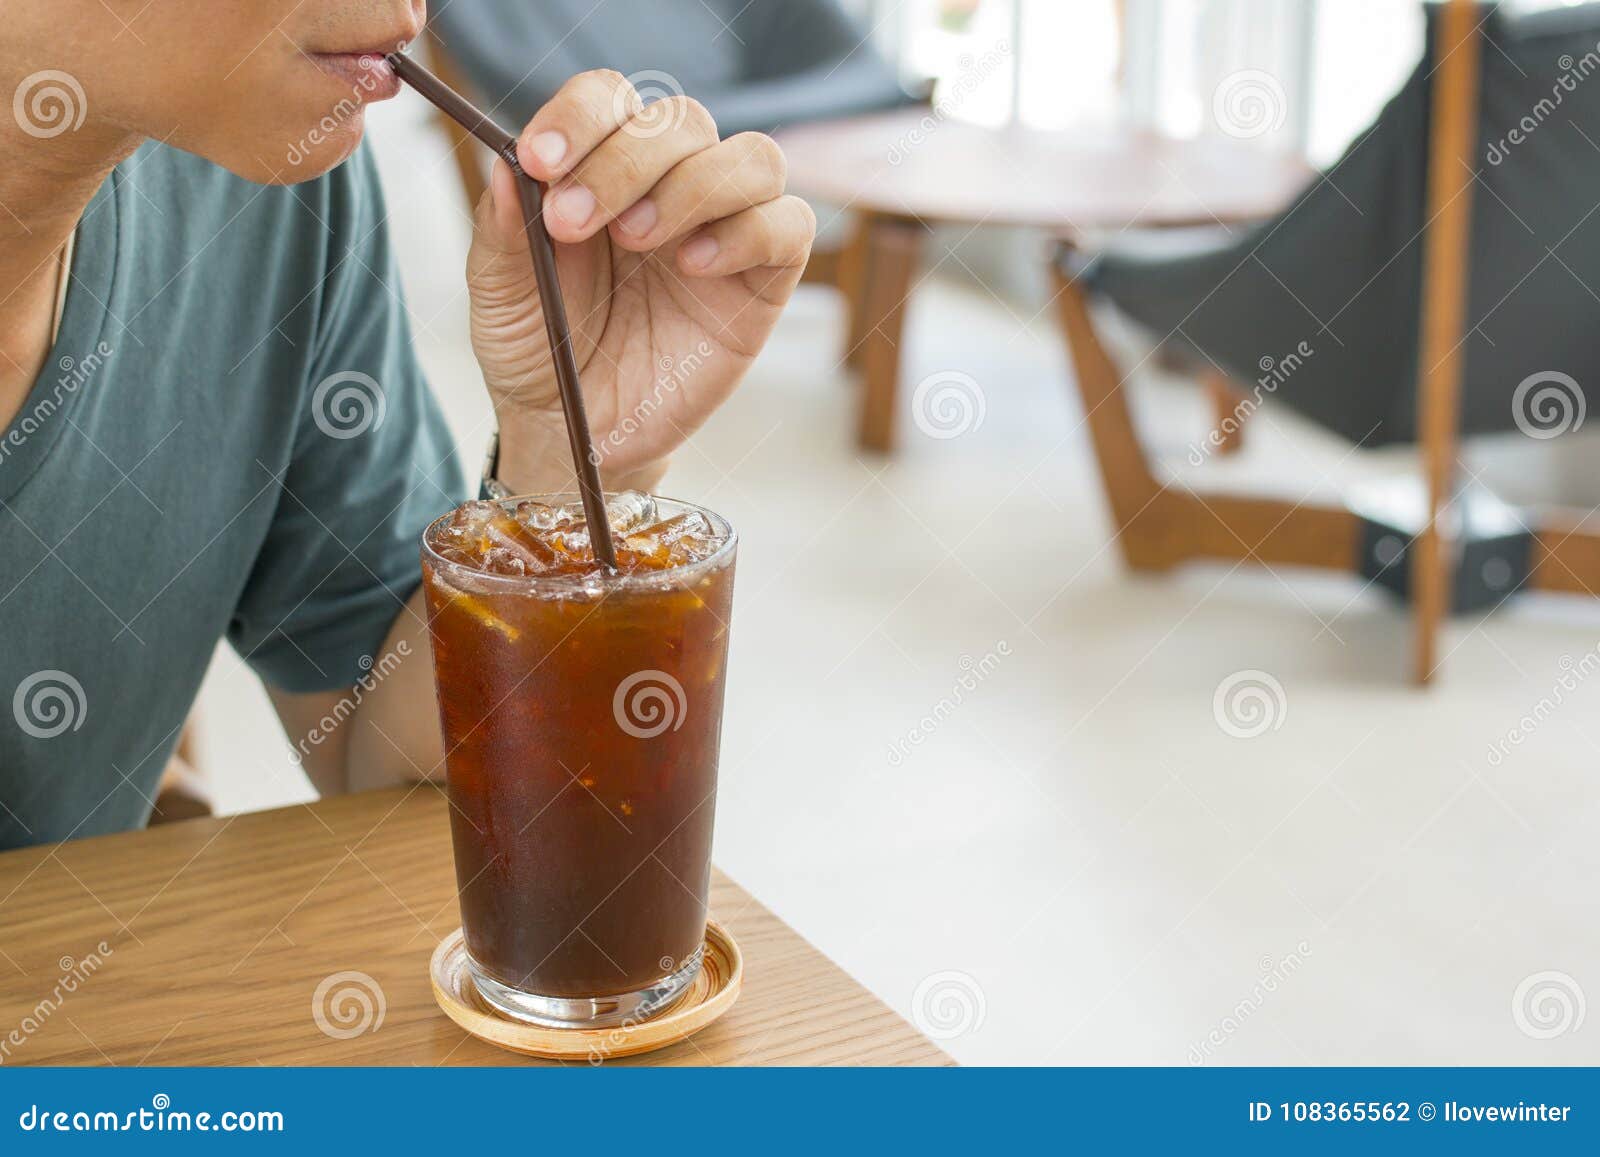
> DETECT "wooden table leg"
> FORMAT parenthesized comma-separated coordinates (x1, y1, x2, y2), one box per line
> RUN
(836, 212, 877, 370)
(857, 217, 923, 454)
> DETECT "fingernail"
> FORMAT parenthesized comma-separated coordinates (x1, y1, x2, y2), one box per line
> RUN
(551, 183, 595, 228)
(616, 198, 657, 236)
(526, 131, 567, 170)
(680, 235, 720, 269)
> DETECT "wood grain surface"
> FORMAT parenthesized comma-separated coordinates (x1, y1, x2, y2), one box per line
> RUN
(0, 786, 949, 1067)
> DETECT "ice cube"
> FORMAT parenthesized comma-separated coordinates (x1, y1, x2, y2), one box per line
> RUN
(514, 499, 581, 531)
(605, 491, 657, 535)
(482, 512, 558, 571)
(481, 546, 528, 576)
(552, 527, 592, 559)
(654, 511, 711, 546)
(672, 534, 723, 564)
(449, 500, 500, 531)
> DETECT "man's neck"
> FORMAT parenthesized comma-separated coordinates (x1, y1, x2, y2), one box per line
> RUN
(0, 115, 139, 422)
(0, 113, 139, 296)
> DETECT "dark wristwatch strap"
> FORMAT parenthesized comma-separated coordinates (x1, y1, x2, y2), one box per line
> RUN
(479, 430, 512, 501)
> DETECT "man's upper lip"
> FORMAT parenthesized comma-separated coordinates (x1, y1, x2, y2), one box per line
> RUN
(309, 24, 420, 57)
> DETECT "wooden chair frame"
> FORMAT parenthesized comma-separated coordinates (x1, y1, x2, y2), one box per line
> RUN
(1052, 0, 1600, 683)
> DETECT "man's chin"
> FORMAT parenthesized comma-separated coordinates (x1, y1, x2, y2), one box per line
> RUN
(241, 114, 367, 185)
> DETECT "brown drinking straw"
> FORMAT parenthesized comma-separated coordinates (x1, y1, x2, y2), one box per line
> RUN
(386, 51, 618, 570)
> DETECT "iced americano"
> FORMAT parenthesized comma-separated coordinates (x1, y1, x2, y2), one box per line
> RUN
(421, 492, 736, 1027)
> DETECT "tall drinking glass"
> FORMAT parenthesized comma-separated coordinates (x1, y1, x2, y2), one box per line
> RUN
(421, 494, 736, 1028)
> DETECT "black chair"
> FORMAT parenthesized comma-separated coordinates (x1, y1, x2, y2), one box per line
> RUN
(1051, 0, 1600, 682)
(424, 0, 917, 204)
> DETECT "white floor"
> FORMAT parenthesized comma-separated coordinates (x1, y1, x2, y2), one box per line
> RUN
(193, 97, 1600, 1065)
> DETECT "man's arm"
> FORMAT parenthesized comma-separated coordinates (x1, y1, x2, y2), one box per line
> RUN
(268, 584, 439, 795)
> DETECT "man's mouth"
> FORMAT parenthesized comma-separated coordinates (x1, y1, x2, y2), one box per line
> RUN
(307, 51, 403, 100)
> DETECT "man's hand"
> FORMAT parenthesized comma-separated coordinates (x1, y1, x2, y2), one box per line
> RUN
(466, 70, 816, 494)
(310, 75, 814, 796)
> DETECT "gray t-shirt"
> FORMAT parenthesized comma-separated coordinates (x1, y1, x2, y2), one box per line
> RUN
(0, 142, 466, 849)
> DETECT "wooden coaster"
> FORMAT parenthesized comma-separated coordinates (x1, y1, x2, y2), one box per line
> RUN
(429, 920, 742, 1061)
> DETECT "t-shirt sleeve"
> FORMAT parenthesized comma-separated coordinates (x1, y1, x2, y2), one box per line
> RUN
(228, 145, 468, 693)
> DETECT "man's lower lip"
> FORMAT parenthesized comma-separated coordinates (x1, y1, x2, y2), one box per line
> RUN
(309, 53, 401, 98)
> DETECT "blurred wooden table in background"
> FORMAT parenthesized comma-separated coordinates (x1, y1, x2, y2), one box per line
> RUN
(0, 787, 947, 1066)
(777, 107, 1311, 452)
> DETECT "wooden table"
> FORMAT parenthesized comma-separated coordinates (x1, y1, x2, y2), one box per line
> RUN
(0, 787, 947, 1066)
(775, 107, 1312, 451)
